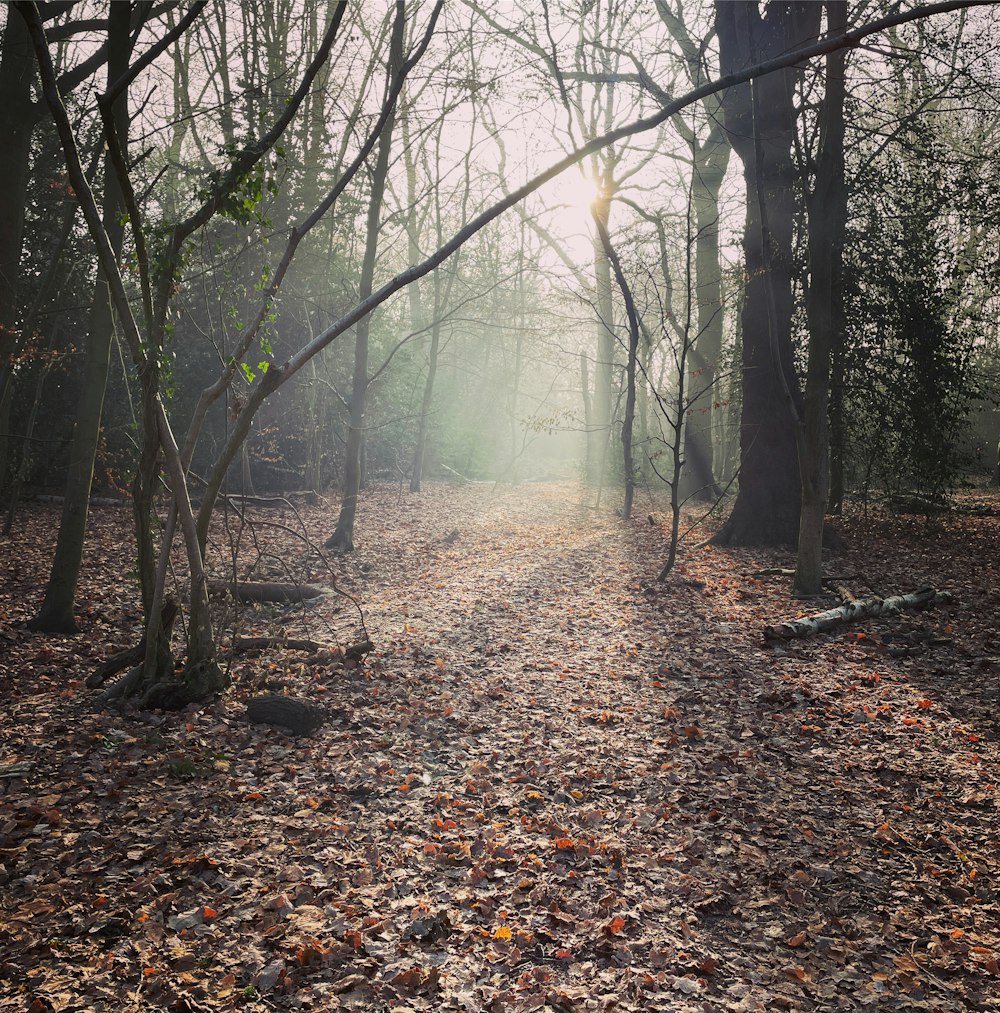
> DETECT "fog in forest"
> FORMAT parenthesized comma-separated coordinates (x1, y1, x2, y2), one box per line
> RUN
(1, 0, 998, 649)
(5, 6, 1000, 1006)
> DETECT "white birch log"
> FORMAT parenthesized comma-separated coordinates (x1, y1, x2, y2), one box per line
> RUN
(764, 588, 953, 640)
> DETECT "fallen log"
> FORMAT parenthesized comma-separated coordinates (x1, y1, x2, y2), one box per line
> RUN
(764, 588, 953, 641)
(231, 637, 324, 655)
(246, 695, 326, 735)
(218, 490, 320, 509)
(208, 580, 327, 603)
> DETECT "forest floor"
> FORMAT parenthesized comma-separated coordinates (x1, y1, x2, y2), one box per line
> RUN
(1, 481, 999, 1012)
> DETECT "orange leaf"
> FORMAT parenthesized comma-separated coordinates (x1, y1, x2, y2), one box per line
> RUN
(787, 931, 807, 948)
(553, 837, 575, 849)
(918, 698, 932, 709)
(203, 906, 218, 920)
(608, 916, 626, 934)
(951, 928, 965, 939)
(494, 925, 512, 941)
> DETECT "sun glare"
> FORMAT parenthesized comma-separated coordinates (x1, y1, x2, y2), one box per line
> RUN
(552, 169, 601, 215)
(543, 169, 601, 267)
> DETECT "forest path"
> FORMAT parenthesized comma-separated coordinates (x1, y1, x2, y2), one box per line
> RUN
(307, 481, 998, 1011)
(0, 483, 996, 1011)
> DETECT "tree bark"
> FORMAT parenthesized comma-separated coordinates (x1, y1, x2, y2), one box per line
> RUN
(0, 10, 38, 496)
(712, 1, 821, 546)
(680, 138, 729, 501)
(592, 217, 638, 519)
(29, 2, 133, 633)
(794, 0, 848, 595)
(326, 4, 404, 550)
(655, 4, 731, 502)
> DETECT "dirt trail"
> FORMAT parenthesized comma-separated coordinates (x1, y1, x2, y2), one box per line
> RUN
(0, 482, 996, 1011)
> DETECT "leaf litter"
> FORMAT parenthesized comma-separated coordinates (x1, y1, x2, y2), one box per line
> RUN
(0, 482, 997, 1011)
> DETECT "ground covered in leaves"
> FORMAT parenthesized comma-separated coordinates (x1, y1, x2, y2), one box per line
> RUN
(1, 482, 998, 1012)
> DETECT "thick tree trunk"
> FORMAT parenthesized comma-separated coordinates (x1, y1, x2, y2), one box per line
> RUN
(679, 134, 730, 502)
(712, 1, 821, 547)
(794, 0, 848, 595)
(0, 12, 37, 496)
(29, 4, 132, 633)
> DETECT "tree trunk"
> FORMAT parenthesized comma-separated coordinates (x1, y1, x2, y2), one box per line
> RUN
(712, 1, 821, 546)
(828, 329, 846, 513)
(794, 0, 848, 595)
(0, 11, 37, 497)
(326, 6, 404, 550)
(593, 217, 638, 520)
(28, 3, 132, 633)
(679, 132, 730, 501)
(589, 190, 616, 486)
(410, 317, 440, 493)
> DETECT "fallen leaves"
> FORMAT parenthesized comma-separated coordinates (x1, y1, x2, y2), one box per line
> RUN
(0, 485, 998, 1010)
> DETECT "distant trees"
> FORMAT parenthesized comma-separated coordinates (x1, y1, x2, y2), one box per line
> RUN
(3, 0, 996, 704)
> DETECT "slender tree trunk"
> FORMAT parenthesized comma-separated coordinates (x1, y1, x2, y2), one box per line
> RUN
(326, 4, 404, 550)
(29, 2, 132, 633)
(0, 11, 37, 497)
(580, 350, 593, 470)
(410, 316, 439, 492)
(3, 321, 60, 534)
(402, 99, 431, 493)
(828, 334, 846, 512)
(593, 217, 638, 519)
(507, 238, 525, 485)
(794, 0, 848, 595)
(590, 190, 616, 486)
(712, 1, 821, 546)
